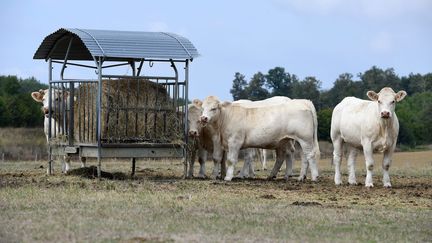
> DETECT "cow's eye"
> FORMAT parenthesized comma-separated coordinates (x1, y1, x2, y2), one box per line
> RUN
(378, 100, 381, 104)
(210, 108, 217, 111)
(391, 100, 395, 104)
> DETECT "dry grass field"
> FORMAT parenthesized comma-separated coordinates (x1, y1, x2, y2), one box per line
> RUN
(0, 150, 431, 242)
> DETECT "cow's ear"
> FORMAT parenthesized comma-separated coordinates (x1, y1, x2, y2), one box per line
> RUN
(192, 99, 202, 107)
(367, 91, 379, 101)
(31, 92, 43, 102)
(395, 90, 407, 102)
(220, 101, 231, 108)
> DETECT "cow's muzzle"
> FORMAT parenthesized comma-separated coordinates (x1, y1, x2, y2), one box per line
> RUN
(188, 130, 199, 138)
(381, 111, 390, 119)
(200, 116, 209, 124)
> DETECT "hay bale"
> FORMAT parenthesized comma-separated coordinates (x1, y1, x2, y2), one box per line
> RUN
(73, 79, 183, 144)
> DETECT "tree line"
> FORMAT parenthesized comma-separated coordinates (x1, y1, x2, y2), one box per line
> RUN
(0, 75, 48, 127)
(230, 66, 432, 147)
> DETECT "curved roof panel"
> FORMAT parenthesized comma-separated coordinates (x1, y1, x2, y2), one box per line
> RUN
(33, 28, 200, 61)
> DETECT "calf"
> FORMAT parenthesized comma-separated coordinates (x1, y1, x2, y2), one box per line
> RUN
(331, 87, 407, 187)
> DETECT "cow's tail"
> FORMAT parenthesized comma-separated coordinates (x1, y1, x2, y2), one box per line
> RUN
(307, 101, 320, 161)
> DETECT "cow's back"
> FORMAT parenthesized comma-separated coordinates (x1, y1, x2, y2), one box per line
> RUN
(222, 102, 315, 149)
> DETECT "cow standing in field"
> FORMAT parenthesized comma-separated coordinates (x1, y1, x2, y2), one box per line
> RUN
(31, 89, 86, 173)
(200, 96, 320, 181)
(187, 99, 257, 179)
(331, 87, 407, 187)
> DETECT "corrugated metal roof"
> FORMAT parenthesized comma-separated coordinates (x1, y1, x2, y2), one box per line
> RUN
(33, 28, 200, 61)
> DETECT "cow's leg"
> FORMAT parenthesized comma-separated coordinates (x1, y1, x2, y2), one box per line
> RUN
(298, 140, 318, 181)
(224, 144, 241, 181)
(187, 146, 197, 178)
(210, 146, 223, 180)
(238, 152, 250, 179)
(80, 156, 87, 168)
(220, 151, 227, 179)
(347, 146, 358, 185)
(211, 159, 220, 180)
(382, 147, 394, 188)
(197, 149, 207, 178)
(298, 151, 309, 181)
(362, 141, 375, 188)
(268, 148, 286, 180)
(332, 136, 343, 185)
(61, 155, 71, 174)
(238, 149, 255, 178)
(261, 149, 267, 170)
(248, 153, 255, 178)
(284, 151, 294, 180)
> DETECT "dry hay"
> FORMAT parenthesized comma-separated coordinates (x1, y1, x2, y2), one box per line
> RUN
(73, 79, 183, 144)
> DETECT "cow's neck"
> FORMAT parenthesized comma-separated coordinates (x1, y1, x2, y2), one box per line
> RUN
(372, 104, 396, 141)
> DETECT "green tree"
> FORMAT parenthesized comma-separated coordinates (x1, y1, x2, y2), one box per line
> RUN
(230, 72, 248, 100)
(245, 72, 269, 101)
(317, 108, 332, 141)
(265, 67, 297, 97)
(291, 76, 321, 107)
(19, 77, 47, 93)
(359, 66, 401, 92)
(0, 75, 21, 96)
(396, 92, 432, 146)
(321, 73, 365, 108)
(0, 75, 46, 127)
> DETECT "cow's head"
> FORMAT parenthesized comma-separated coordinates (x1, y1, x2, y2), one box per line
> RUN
(200, 96, 230, 125)
(367, 87, 407, 119)
(188, 99, 203, 138)
(31, 89, 69, 117)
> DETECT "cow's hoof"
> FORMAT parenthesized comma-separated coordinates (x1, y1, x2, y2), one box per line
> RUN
(224, 175, 233, 181)
(365, 182, 374, 188)
(297, 175, 306, 182)
(196, 174, 206, 179)
(209, 175, 218, 180)
(267, 176, 276, 181)
(348, 180, 357, 185)
(383, 182, 392, 188)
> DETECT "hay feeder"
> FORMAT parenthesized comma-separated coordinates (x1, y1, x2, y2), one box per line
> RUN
(33, 28, 199, 177)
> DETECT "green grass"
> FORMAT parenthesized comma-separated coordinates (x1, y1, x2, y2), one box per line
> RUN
(0, 156, 431, 242)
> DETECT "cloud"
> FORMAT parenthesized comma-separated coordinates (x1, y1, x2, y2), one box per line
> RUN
(272, 0, 432, 19)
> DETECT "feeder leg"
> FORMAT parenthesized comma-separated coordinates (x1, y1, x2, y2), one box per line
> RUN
(131, 158, 136, 176)
(48, 159, 53, 175)
(97, 158, 101, 178)
(47, 148, 53, 175)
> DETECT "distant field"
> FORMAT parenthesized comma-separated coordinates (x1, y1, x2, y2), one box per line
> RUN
(0, 150, 431, 242)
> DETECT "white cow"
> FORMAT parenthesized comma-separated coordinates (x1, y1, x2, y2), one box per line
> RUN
(331, 87, 407, 188)
(187, 99, 257, 179)
(31, 89, 86, 173)
(200, 96, 320, 181)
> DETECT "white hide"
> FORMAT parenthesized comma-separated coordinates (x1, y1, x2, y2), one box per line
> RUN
(330, 87, 407, 187)
(200, 96, 320, 182)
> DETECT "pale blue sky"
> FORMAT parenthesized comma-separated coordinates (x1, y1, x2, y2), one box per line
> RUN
(1, 0, 431, 101)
